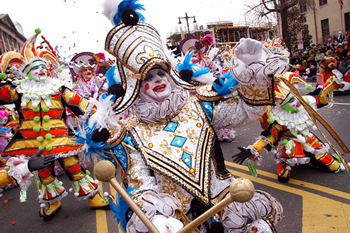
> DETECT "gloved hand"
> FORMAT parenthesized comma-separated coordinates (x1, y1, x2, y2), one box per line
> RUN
(28, 149, 55, 172)
(234, 38, 266, 65)
(108, 84, 125, 98)
(92, 128, 110, 143)
(179, 69, 193, 82)
(232, 147, 252, 165)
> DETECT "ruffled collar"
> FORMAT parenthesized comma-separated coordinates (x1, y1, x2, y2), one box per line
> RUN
(270, 96, 317, 133)
(14, 78, 64, 108)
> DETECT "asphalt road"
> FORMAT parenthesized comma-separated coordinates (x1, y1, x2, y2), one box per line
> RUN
(1, 84, 350, 233)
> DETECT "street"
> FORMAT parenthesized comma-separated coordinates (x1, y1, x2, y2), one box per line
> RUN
(1, 84, 350, 233)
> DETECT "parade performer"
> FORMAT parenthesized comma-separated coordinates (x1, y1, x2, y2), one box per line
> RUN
(70, 52, 107, 99)
(84, 1, 286, 232)
(0, 29, 109, 221)
(232, 72, 350, 183)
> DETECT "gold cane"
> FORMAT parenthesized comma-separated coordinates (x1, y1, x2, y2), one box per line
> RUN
(94, 160, 255, 233)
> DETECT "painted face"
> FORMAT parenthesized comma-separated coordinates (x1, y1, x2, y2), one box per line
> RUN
(191, 51, 200, 63)
(141, 69, 172, 102)
(82, 67, 93, 80)
(281, 94, 301, 113)
(28, 64, 47, 81)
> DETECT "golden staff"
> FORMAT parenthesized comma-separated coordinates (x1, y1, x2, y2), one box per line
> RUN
(94, 160, 255, 233)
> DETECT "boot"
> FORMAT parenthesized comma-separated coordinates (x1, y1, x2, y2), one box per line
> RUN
(39, 201, 62, 221)
(88, 192, 110, 210)
(277, 163, 291, 183)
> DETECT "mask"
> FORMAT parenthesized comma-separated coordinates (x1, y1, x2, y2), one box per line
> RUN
(141, 69, 172, 102)
(28, 64, 47, 81)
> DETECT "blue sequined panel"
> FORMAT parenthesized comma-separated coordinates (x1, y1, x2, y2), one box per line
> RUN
(202, 101, 213, 121)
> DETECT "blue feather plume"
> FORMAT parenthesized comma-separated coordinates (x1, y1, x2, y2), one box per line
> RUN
(109, 186, 139, 233)
(113, 0, 145, 25)
(72, 122, 111, 162)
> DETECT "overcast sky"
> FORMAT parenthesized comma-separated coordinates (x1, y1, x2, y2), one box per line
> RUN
(1, 0, 253, 60)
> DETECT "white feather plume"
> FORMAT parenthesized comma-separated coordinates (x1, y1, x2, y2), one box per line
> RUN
(102, 0, 122, 25)
(88, 93, 121, 129)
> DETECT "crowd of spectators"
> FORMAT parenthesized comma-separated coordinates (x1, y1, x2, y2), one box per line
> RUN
(289, 31, 349, 82)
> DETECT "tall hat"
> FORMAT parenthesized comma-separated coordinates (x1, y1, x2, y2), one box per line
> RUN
(69, 52, 100, 78)
(179, 34, 214, 56)
(0, 28, 60, 80)
(274, 72, 311, 104)
(102, 0, 194, 114)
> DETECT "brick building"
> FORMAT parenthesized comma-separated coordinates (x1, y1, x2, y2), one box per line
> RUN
(0, 14, 26, 55)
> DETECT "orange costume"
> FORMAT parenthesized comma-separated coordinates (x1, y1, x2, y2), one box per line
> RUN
(0, 29, 108, 221)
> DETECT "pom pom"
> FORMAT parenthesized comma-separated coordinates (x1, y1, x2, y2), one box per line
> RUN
(282, 139, 288, 145)
(94, 180, 99, 184)
(296, 135, 306, 143)
(104, 192, 109, 197)
(122, 10, 139, 26)
(40, 203, 46, 208)
(267, 118, 274, 124)
(21, 102, 26, 107)
(35, 28, 41, 34)
(59, 181, 63, 186)
(312, 126, 317, 130)
(51, 192, 56, 198)
(203, 34, 214, 47)
(57, 68, 62, 73)
(307, 133, 313, 138)
(286, 149, 291, 155)
(74, 192, 79, 197)
(0, 73, 7, 79)
(306, 84, 312, 90)
(272, 150, 277, 154)
(69, 188, 73, 193)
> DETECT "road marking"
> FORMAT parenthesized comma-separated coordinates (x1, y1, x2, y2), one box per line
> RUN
(226, 162, 350, 232)
(334, 103, 350, 106)
(96, 180, 108, 233)
(226, 161, 350, 200)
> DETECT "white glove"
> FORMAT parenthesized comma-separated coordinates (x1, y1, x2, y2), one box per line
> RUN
(234, 38, 266, 65)
(152, 215, 184, 233)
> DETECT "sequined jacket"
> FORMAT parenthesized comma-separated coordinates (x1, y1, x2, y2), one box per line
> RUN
(0, 82, 93, 158)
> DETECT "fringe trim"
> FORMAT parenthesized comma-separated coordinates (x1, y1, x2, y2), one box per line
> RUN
(39, 190, 68, 204)
(76, 185, 100, 201)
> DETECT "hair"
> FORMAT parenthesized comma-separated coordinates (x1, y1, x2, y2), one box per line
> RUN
(78, 65, 96, 78)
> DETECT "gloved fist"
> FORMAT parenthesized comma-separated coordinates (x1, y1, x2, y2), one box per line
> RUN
(234, 38, 266, 65)
(92, 128, 110, 143)
(28, 149, 55, 172)
(108, 84, 125, 98)
(179, 69, 193, 82)
(232, 147, 252, 165)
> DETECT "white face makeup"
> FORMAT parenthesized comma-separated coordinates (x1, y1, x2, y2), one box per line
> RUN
(141, 69, 172, 102)
(28, 64, 47, 81)
(82, 67, 93, 80)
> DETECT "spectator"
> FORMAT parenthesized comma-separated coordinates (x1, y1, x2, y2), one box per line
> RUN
(326, 38, 333, 50)
(337, 31, 344, 41)
(315, 49, 325, 67)
(305, 64, 317, 82)
(308, 49, 316, 67)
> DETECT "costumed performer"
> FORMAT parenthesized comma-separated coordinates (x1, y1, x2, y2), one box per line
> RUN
(232, 72, 350, 183)
(85, 1, 285, 232)
(0, 29, 109, 221)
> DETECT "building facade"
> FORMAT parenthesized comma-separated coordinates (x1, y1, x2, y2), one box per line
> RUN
(302, 0, 350, 44)
(0, 14, 26, 55)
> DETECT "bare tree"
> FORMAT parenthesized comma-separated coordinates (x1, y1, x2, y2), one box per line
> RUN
(246, 0, 313, 51)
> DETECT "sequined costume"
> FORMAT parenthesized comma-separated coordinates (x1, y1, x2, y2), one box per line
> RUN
(0, 29, 109, 220)
(87, 3, 286, 232)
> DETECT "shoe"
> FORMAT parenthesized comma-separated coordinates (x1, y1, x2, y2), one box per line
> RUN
(39, 201, 62, 221)
(88, 192, 110, 210)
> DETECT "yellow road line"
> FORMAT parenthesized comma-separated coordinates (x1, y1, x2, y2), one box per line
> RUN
(96, 180, 108, 233)
(225, 161, 350, 200)
(226, 163, 350, 232)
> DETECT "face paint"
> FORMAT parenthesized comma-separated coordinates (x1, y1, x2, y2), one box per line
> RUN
(281, 93, 300, 113)
(82, 67, 93, 80)
(141, 69, 172, 102)
(28, 64, 47, 81)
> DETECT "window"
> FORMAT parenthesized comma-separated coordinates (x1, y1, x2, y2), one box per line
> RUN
(321, 19, 329, 36)
(300, 0, 307, 13)
(345, 12, 350, 32)
(319, 0, 327, 7)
